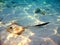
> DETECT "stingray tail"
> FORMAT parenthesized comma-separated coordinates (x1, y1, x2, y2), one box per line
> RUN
(34, 22, 50, 27)
(25, 22, 50, 28)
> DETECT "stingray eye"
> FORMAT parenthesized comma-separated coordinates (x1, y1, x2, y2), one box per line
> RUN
(9, 26, 13, 29)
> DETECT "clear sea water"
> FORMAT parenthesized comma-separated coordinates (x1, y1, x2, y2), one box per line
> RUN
(0, 0, 60, 45)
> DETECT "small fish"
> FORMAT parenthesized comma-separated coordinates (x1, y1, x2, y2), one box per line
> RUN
(35, 8, 46, 15)
(6, 22, 50, 35)
(35, 8, 41, 13)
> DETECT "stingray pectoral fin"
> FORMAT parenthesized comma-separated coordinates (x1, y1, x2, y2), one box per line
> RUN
(16, 30, 25, 35)
(34, 22, 50, 27)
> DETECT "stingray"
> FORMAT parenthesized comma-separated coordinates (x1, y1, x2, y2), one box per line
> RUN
(6, 22, 50, 35)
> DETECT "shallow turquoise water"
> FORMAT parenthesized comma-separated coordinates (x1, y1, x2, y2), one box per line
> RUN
(0, 0, 60, 45)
